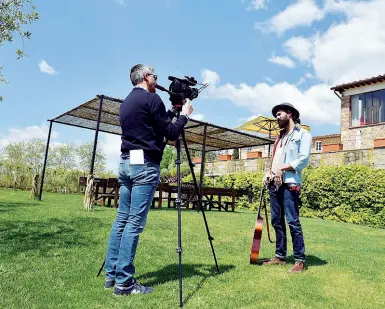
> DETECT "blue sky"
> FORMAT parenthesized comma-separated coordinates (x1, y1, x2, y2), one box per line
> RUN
(1, 0, 385, 171)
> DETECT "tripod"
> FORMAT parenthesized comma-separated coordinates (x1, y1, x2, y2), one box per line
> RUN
(174, 119, 220, 307)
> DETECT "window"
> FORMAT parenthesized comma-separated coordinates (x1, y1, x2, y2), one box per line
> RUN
(315, 141, 322, 152)
(351, 89, 385, 126)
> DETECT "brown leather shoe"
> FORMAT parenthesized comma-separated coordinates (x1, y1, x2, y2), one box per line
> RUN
(262, 256, 287, 265)
(288, 261, 305, 274)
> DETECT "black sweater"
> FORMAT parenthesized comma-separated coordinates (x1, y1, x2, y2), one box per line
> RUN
(119, 87, 188, 165)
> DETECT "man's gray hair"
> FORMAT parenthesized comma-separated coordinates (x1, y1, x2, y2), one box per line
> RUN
(130, 64, 155, 86)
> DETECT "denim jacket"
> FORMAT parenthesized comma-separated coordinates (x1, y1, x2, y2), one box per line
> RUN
(273, 124, 312, 185)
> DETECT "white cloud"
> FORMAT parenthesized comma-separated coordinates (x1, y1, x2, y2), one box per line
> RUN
(255, 0, 324, 34)
(191, 114, 204, 121)
(276, 0, 385, 85)
(238, 114, 259, 124)
(268, 54, 296, 68)
(284, 36, 313, 63)
(311, 0, 385, 85)
(267, 0, 385, 86)
(250, 0, 269, 10)
(305, 73, 317, 79)
(323, 0, 358, 14)
(201, 69, 340, 125)
(202, 69, 220, 86)
(0, 123, 59, 148)
(265, 77, 274, 84)
(39, 59, 57, 75)
(99, 133, 121, 173)
(296, 77, 306, 86)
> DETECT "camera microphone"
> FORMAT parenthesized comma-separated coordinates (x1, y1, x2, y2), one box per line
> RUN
(155, 84, 168, 92)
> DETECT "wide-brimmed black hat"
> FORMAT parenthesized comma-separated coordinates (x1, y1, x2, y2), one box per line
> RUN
(272, 102, 300, 120)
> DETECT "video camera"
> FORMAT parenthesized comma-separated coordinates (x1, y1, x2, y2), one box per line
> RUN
(156, 75, 208, 111)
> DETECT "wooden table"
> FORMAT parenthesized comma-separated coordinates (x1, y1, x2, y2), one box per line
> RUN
(79, 177, 244, 211)
(153, 182, 240, 211)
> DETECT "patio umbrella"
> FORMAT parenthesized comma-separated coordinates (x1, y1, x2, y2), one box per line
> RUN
(235, 115, 311, 156)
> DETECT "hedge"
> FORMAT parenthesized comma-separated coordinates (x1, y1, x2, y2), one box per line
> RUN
(301, 165, 385, 228)
(183, 171, 265, 210)
(185, 166, 385, 229)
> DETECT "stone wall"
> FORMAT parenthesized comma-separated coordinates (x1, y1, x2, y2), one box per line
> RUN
(198, 148, 385, 176)
(340, 95, 350, 147)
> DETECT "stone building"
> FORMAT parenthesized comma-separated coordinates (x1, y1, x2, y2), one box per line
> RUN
(311, 134, 341, 153)
(331, 74, 385, 151)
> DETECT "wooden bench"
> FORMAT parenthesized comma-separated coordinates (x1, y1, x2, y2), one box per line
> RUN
(97, 178, 119, 208)
(153, 183, 240, 212)
(78, 177, 120, 208)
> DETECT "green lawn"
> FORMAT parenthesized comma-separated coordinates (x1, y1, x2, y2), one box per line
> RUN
(0, 188, 384, 309)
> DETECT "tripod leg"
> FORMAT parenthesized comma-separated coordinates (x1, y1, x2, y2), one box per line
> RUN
(175, 136, 183, 307)
(181, 130, 220, 274)
(97, 260, 105, 277)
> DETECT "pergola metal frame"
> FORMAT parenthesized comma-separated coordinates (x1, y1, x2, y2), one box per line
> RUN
(38, 94, 274, 200)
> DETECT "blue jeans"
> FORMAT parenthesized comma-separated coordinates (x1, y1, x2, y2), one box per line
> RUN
(104, 159, 160, 286)
(269, 185, 305, 262)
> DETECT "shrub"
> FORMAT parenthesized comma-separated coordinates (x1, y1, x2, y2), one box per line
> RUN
(160, 162, 191, 183)
(192, 165, 385, 228)
(300, 165, 385, 228)
(209, 172, 265, 210)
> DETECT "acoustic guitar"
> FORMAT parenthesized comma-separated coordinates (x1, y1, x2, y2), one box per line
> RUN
(250, 186, 274, 264)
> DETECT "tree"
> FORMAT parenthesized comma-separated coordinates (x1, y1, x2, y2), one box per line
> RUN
(77, 142, 107, 175)
(232, 148, 239, 160)
(206, 151, 218, 162)
(50, 143, 76, 171)
(24, 138, 45, 174)
(2, 141, 25, 172)
(1, 141, 28, 188)
(0, 0, 39, 101)
(160, 145, 176, 170)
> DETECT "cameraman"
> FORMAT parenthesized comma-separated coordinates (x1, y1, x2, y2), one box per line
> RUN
(103, 64, 193, 295)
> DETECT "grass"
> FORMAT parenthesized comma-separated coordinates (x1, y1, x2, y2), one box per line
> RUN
(0, 188, 384, 309)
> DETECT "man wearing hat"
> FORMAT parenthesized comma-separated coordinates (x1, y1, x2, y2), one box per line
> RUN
(262, 102, 312, 273)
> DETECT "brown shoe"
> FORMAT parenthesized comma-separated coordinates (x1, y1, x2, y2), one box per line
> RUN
(288, 261, 305, 274)
(262, 256, 287, 265)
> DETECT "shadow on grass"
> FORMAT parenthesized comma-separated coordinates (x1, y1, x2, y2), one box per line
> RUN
(255, 255, 328, 267)
(137, 263, 236, 305)
(150, 207, 238, 214)
(288, 254, 328, 267)
(0, 200, 41, 213)
(150, 207, 197, 212)
(0, 217, 100, 256)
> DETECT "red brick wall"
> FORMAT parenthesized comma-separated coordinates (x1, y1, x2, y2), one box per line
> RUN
(323, 143, 343, 152)
(374, 138, 385, 148)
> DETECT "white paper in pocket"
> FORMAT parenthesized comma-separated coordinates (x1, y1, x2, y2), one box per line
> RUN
(129, 149, 145, 165)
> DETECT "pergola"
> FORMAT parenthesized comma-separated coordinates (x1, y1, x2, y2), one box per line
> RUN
(38, 94, 274, 199)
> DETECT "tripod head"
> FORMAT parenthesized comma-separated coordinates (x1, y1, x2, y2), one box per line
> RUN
(155, 75, 208, 111)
